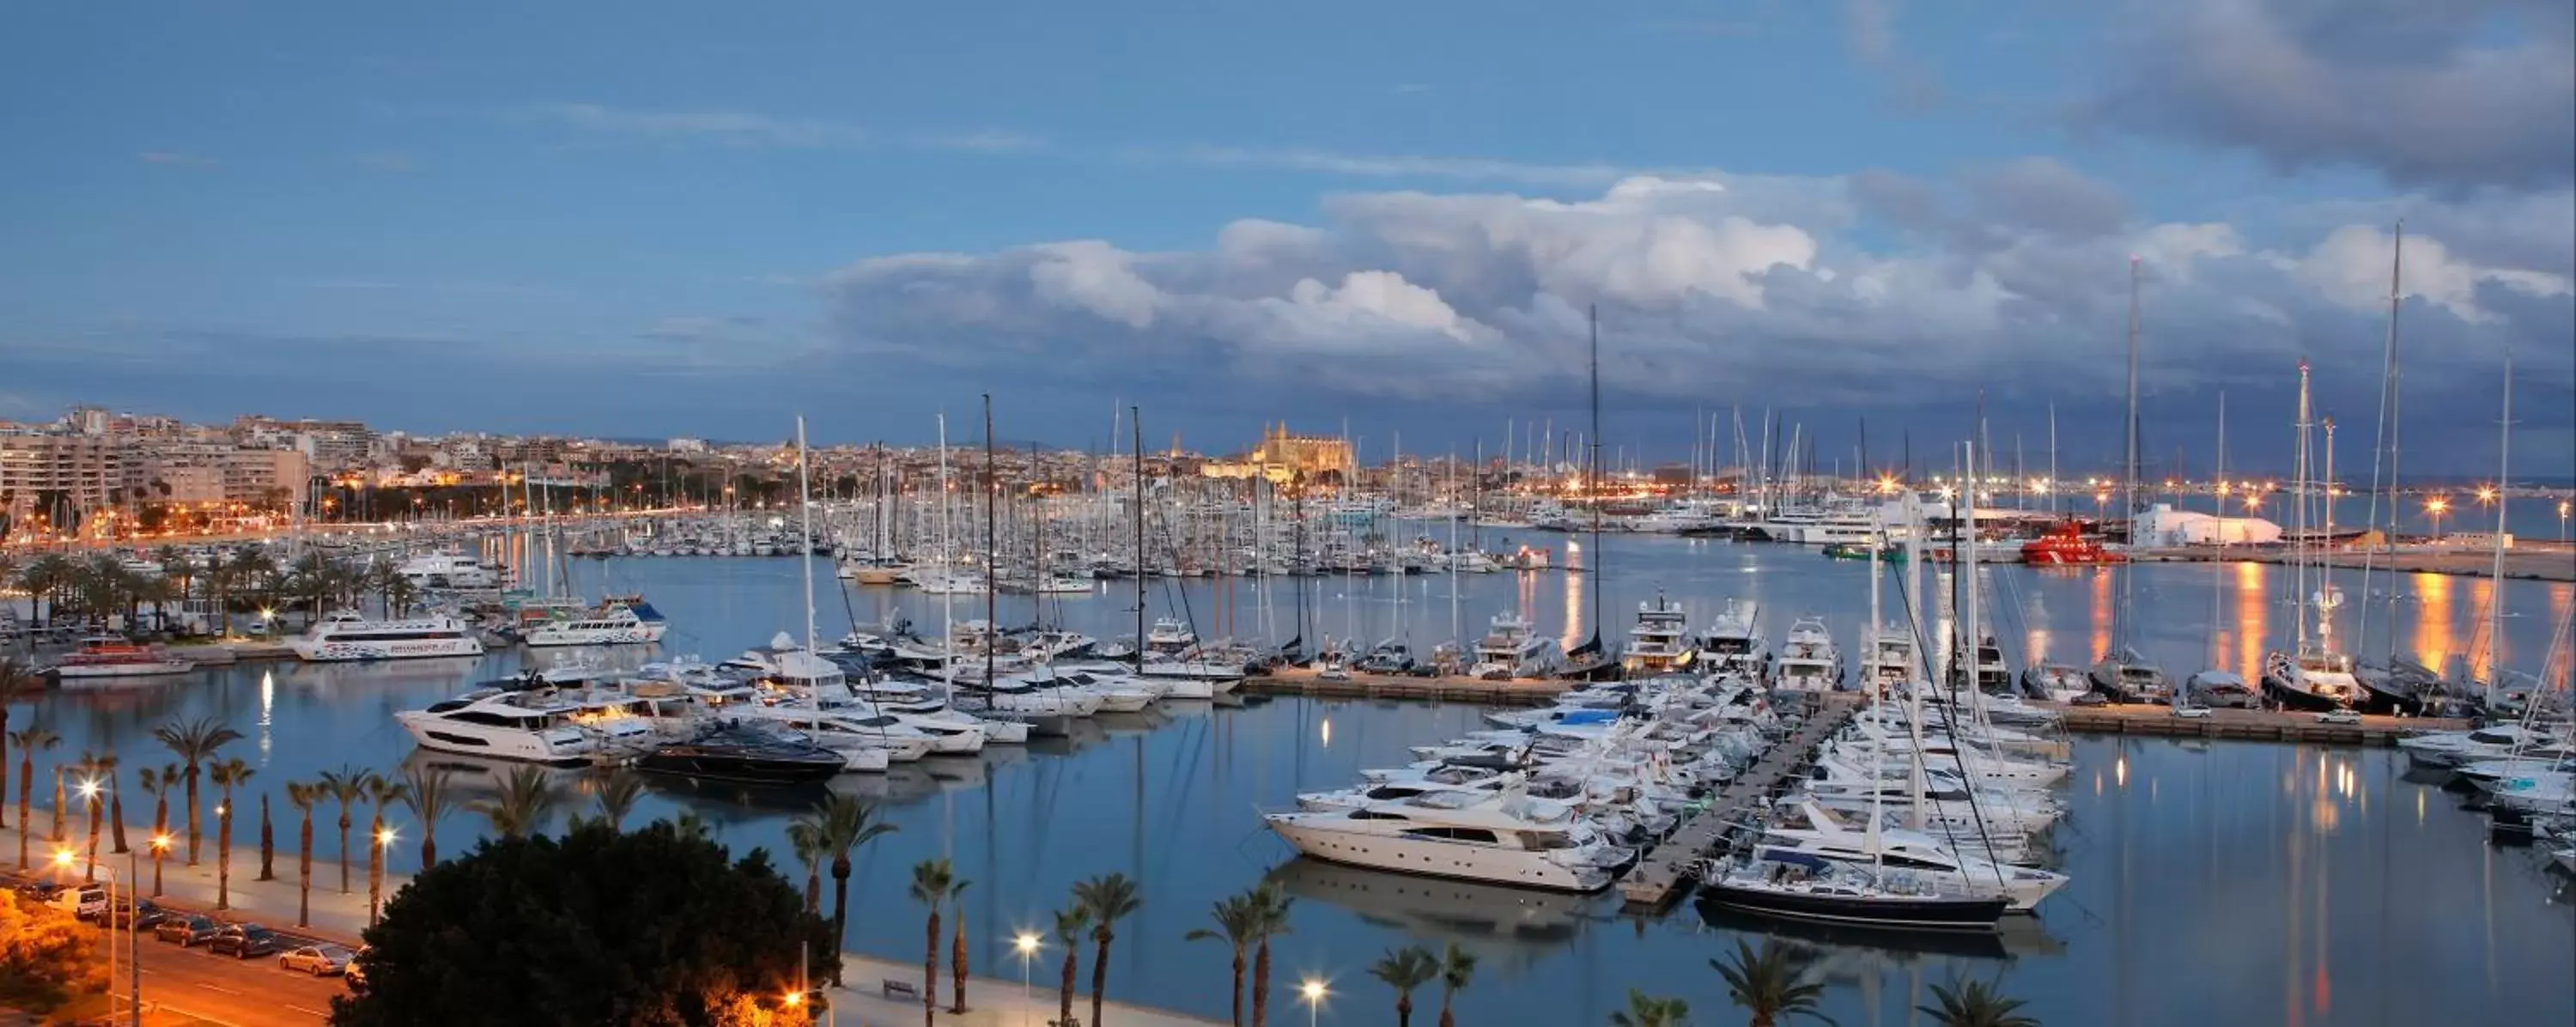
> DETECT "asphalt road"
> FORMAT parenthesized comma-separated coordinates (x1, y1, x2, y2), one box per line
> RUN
(7, 871, 344, 1026)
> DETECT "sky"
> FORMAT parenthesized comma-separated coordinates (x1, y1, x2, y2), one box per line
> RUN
(3, 0, 2571, 477)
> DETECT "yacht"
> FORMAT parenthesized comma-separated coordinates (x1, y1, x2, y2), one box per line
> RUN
(1145, 618, 1199, 655)
(291, 611, 485, 662)
(2398, 724, 2569, 769)
(732, 705, 941, 763)
(2087, 647, 2172, 704)
(2186, 670, 2258, 708)
(1698, 854, 2012, 930)
(394, 550, 499, 589)
(394, 689, 631, 765)
(1262, 790, 1630, 893)
(1697, 599, 1771, 684)
(1775, 617, 1843, 692)
(1856, 626, 1913, 694)
(49, 638, 194, 680)
(1752, 800, 2066, 912)
(523, 597, 670, 647)
(636, 723, 845, 785)
(1621, 595, 1694, 676)
(2262, 647, 2360, 712)
(2020, 662, 2088, 703)
(1469, 612, 1564, 680)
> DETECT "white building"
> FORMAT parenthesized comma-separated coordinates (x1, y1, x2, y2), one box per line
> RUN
(2132, 503, 2281, 547)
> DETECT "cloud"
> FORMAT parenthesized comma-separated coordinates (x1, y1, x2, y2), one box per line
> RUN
(1153, 146, 1639, 187)
(530, 102, 866, 147)
(2082, 0, 2576, 189)
(138, 151, 218, 167)
(815, 167, 2573, 424)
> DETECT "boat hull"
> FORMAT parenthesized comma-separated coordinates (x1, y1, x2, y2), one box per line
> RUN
(2259, 672, 2349, 712)
(1699, 879, 2010, 930)
(1264, 815, 1613, 893)
(293, 638, 485, 662)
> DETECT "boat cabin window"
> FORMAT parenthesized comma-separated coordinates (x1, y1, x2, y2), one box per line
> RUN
(1365, 786, 1425, 800)
(1346, 810, 1409, 821)
(1516, 830, 1577, 850)
(1403, 826, 1501, 845)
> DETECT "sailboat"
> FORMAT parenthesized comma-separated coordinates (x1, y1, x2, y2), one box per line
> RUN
(2088, 258, 2172, 705)
(2348, 224, 2443, 715)
(2184, 395, 2257, 708)
(2260, 362, 2362, 711)
(1554, 305, 1620, 682)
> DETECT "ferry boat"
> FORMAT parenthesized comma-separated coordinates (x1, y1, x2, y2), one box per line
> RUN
(290, 611, 486, 662)
(51, 637, 194, 680)
(393, 550, 500, 589)
(2017, 522, 2125, 566)
(1775, 617, 1844, 691)
(523, 597, 670, 647)
(1621, 595, 1694, 676)
(1261, 790, 1630, 893)
(1469, 612, 1564, 680)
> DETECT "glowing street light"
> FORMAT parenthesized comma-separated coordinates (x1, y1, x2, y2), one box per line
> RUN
(2426, 495, 2451, 541)
(1301, 979, 1329, 1027)
(1014, 933, 1042, 1027)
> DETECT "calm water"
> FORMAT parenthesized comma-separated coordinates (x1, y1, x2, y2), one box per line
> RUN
(13, 537, 2573, 1025)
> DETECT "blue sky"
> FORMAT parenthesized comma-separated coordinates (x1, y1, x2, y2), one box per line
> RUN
(3, 1, 2570, 475)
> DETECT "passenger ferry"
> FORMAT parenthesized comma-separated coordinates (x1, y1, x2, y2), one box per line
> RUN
(51, 637, 195, 681)
(290, 611, 486, 662)
(523, 597, 670, 647)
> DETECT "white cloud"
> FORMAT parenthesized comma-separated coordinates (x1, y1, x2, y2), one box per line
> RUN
(2290, 225, 2573, 324)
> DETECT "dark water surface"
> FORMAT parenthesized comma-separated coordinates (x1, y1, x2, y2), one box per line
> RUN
(13, 536, 2573, 1025)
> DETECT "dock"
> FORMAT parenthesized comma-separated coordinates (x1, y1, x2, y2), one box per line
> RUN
(1618, 692, 1863, 910)
(1240, 667, 1572, 706)
(2043, 703, 2467, 745)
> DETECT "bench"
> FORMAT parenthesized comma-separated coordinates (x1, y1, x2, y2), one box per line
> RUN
(882, 979, 920, 1000)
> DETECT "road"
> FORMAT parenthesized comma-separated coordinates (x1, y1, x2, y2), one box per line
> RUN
(6, 869, 345, 1027)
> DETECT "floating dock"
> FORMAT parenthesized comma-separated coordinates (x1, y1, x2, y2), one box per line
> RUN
(1240, 667, 1572, 707)
(2043, 703, 2467, 746)
(1618, 692, 1862, 910)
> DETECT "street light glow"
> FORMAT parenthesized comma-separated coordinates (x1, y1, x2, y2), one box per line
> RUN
(377, 827, 398, 847)
(52, 848, 74, 868)
(1015, 933, 1041, 955)
(77, 778, 100, 799)
(1302, 980, 1327, 1002)
(151, 834, 173, 851)
(783, 991, 803, 1007)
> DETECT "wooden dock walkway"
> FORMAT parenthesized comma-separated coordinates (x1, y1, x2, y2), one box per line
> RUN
(1240, 667, 1574, 706)
(2042, 703, 2465, 746)
(1617, 692, 1862, 910)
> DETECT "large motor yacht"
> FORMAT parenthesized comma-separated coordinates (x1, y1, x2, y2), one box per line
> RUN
(1262, 790, 1631, 893)
(1621, 595, 1694, 676)
(49, 637, 195, 681)
(524, 597, 670, 647)
(393, 550, 500, 589)
(1775, 617, 1843, 692)
(1697, 599, 1771, 684)
(394, 688, 645, 765)
(1469, 612, 1564, 680)
(291, 611, 485, 662)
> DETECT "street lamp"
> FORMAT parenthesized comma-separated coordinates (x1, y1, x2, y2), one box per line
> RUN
(2426, 495, 2450, 542)
(2561, 499, 2571, 544)
(58, 836, 143, 1027)
(1301, 979, 1328, 1027)
(1014, 933, 1042, 1027)
(374, 825, 398, 925)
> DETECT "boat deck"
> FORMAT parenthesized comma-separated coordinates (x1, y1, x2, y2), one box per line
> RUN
(1242, 666, 1572, 707)
(1617, 691, 1863, 910)
(2042, 702, 2468, 745)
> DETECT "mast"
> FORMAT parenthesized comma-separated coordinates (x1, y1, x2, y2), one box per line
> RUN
(2117, 255, 2142, 655)
(938, 414, 955, 685)
(1133, 405, 1146, 666)
(1587, 304, 1604, 655)
(2207, 392, 2227, 672)
(2293, 360, 2314, 655)
(983, 395, 999, 687)
(796, 417, 817, 655)
(2488, 346, 2513, 703)
(2357, 222, 2404, 662)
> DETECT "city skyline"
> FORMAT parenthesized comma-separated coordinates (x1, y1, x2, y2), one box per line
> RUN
(3, 2, 2569, 472)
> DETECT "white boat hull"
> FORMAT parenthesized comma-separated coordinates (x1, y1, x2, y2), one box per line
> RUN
(525, 623, 669, 647)
(396, 713, 596, 765)
(294, 637, 486, 662)
(1265, 814, 1613, 893)
(53, 660, 195, 679)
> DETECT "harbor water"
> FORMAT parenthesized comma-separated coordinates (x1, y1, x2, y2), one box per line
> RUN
(12, 535, 2573, 1025)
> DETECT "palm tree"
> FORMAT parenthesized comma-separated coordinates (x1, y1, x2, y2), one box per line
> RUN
(949, 874, 975, 1017)
(1712, 939, 1832, 1027)
(75, 751, 102, 881)
(50, 759, 65, 842)
(787, 819, 825, 915)
(13, 726, 58, 867)
(592, 769, 644, 831)
(18, 553, 75, 627)
(365, 775, 408, 925)
(471, 765, 558, 840)
(210, 757, 253, 907)
(400, 765, 457, 866)
(1054, 905, 1090, 1027)
(91, 751, 127, 854)
(1436, 943, 1477, 1027)
(1917, 980, 2038, 1027)
(286, 782, 318, 927)
(151, 716, 242, 866)
(199, 550, 233, 636)
(315, 764, 375, 892)
(909, 859, 956, 1026)
(1072, 873, 1142, 1027)
(671, 809, 715, 842)
(0, 657, 39, 830)
(140, 766, 177, 895)
(1241, 882, 1293, 1027)
(258, 791, 276, 881)
(1185, 893, 1261, 1027)
(818, 793, 896, 986)
(1369, 946, 1439, 1027)
(1609, 989, 1691, 1027)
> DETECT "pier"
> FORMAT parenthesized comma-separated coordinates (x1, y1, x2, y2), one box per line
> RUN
(2044, 703, 2468, 746)
(1241, 666, 1574, 706)
(1618, 691, 1863, 911)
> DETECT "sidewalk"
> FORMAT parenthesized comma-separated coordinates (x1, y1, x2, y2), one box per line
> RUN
(1, 814, 1218, 1027)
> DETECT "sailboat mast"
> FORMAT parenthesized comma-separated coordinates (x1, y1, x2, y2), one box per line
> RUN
(1588, 304, 1603, 652)
(2208, 392, 2227, 671)
(983, 395, 999, 686)
(2488, 347, 2512, 701)
(2119, 256, 2142, 650)
(1133, 406, 1146, 665)
(795, 416, 817, 656)
(2293, 361, 2313, 654)
(2358, 222, 2404, 660)
(938, 414, 955, 683)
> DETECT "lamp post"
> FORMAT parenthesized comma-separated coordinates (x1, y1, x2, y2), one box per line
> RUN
(2560, 499, 2570, 544)
(2426, 495, 2450, 543)
(56, 839, 143, 1027)
(1301, 979, 1328, 1027)
(1013, 933, 1041, 1027)
(372, 825, 397, 926)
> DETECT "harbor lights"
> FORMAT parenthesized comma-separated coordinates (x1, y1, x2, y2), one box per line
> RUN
(2426, 495, 2451, 541)
(2560, 500, 2570, 543)
(1013, 933, 1042, 1026)
(1300, 979, 1329, 1027)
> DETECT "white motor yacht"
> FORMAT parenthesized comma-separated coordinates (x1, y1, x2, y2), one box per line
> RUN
(1263, 790, 1630, 893)
(292, 611, 485, 662)
(1621, 594, 1695, 676)
(732, 704, 949, 762)
(523, 597, 670, 647)
(394, 689, 633, 765)
(1697, 599, 1771, 684)
(1469, 612, 1564, 680)
(2398, 724, 2569, 769)
(394, 550, 499, 589)
(1753, 800, 2065, 912)
(1775, 617, 1843, 692)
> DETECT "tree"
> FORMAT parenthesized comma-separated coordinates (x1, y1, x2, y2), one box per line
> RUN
(318, 764, 377, 893)
(1053, 906, 1089, 1027)
(1242, 883, 1292, 1027)
(330, 822, 827, 1027)
(401, 766, 458, 867)
(949, 875, 973, 1017)
(787, 821, 825, 916)
(1609, 989, 1690, 1027)
(259, 791, 277, 881)
(140, 765, 178, 896)
(1436, 943, 1476, 1027)
(288, 782, 319, 927)
(152, 716, 242, 866)
(1712, 939, 1832, 1027)
(367, 775, 409, 926)
(1368, 946, 1438, 1027)
(92, 751, 127, 854)
(210, 757, 253, 908)
(1184, 893, 1260, 1027)
(817, 793, 895, 987)
(1072, 873, 1141, 1027)
(909, 859, 956, 1026)
(592, 769, 645, 832)
(76, 751, 102, 881)
(471, 766, 559, 841)
(12, 727, 59, 868)
(0, 657, 38, 830)
(1917, 980, 2038, 1027)
(0, 892, 109, 1012)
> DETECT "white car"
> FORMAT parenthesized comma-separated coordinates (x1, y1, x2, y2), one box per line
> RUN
(2315, 709, 2362, 726)
(2172, 703, 2213, 720)
(280, 944, 355, 976)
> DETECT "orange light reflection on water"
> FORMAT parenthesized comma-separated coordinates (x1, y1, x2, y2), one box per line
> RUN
(2233, 561, 2268, 679)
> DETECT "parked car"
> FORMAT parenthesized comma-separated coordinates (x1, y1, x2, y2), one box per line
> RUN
(51, 885, 108, 920)
(104, 898, 173, 929)
(343, 945, 372, 986)
(155, 915, 220, 946)
(2069, 693, 2110, 708)
(14, 881, 66, 902)
(210, 924, 283, 959)
(2172, 702, 2214, 720)
(2316, 708, 2363, 726)
(279, 944, 355, 976)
